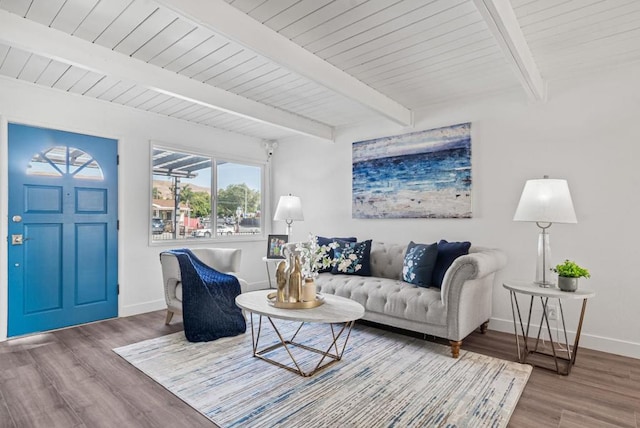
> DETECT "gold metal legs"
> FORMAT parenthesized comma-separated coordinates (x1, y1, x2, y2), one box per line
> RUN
(247, 313, 356, 377)
(509, 290, 589, 375)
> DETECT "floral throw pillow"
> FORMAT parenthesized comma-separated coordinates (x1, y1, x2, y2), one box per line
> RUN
(402, 241, 438, 287)
(331, 240, 372, 276)
(316, 236, 358, 273)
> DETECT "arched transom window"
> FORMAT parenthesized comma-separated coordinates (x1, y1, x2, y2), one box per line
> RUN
(27, 146, 104, 180)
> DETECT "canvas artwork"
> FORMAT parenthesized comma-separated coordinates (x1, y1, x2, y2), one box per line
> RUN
(352, 123, 472, 219)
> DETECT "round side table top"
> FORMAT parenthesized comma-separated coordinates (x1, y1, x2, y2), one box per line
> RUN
(236, 289, 365, 323)
(503, 280, 595, 300)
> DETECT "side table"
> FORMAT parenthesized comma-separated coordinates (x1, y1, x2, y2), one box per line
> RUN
(503, 280, 595, 375)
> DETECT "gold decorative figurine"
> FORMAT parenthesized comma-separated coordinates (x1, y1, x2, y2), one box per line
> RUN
(266, 250, 324, 309)
(288, 255, 302, 302)
(276, 261, 287, 303)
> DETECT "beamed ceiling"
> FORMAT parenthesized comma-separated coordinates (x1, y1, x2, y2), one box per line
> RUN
(0, 0, 639, 142)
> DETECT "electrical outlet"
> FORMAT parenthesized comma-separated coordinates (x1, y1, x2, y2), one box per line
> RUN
(546, 304, 558, 321)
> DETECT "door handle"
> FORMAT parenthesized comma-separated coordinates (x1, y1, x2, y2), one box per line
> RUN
(11, 234, 31, 245)
(11, 235, 31, 245)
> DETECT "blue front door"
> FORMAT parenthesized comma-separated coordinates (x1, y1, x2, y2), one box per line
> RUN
(8, 123, 118, 337)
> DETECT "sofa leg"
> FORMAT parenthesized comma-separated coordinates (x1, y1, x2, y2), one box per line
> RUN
(165, 310, 174, 325)
(449, 340, 462, 358)
(480, 320, 489, 334)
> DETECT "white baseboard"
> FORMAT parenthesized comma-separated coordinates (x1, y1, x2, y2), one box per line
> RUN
(118, 281, 270, 318)
(489, 317, 640, 360)
(119, 299, 166, 317)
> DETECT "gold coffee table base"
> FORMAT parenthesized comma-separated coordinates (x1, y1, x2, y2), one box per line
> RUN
(249, 313, 355, 377)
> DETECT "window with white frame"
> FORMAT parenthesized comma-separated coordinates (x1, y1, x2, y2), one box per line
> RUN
(151, 145, 263, 241)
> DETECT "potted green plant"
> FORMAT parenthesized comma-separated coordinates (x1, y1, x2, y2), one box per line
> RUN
(552, 260, 590, 292)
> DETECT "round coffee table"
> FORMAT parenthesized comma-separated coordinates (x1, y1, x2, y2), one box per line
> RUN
(235, 289, 365, 377)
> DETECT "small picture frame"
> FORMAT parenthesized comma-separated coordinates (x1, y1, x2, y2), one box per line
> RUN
(267, 234, 288, 259)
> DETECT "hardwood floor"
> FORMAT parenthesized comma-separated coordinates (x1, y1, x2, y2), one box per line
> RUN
(0, 311, 637, 427)
(464, 330, 640, 428)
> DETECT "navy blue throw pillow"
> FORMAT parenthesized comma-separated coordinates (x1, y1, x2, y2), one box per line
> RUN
(331, 239, 372, 276)
(317, 236, 357, 273)
(402, 241, 438, 287)
(431, 240, 471, 289)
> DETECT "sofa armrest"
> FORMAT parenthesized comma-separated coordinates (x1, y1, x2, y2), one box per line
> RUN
(440, 248, 508, 307)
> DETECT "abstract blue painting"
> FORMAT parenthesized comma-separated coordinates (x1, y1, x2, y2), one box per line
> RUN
(352, 123, 472, 219)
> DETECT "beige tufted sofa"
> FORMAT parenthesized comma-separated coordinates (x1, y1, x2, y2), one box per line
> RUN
(314, 241, 507, 358)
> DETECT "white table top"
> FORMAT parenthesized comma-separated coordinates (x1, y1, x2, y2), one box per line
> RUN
(236, 289, 365, 323)
(503, 280, 596, 300)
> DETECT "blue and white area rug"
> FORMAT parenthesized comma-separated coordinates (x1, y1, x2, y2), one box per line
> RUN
(114, 322, 531, 427)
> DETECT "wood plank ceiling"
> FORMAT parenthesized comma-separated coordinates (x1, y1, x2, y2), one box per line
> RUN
(0, 0, 638, 142)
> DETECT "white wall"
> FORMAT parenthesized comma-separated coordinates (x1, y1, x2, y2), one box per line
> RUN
(272, 65, 640, 359)
(0, 78, 271, 340)
(1, 64, 638, 358)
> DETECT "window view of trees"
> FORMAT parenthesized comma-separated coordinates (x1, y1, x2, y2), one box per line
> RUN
(179, 185, 212, 219)
(151, 147, 263, 241)
(217, 184, 260, 218)
(215, 161, 262, 235)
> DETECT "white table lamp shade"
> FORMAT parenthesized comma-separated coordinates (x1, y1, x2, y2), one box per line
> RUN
(274, 195, 304, 237)
(514, 177, 577, 287)
(513, 179, 577, 224)
(273, 195, 304, 222)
